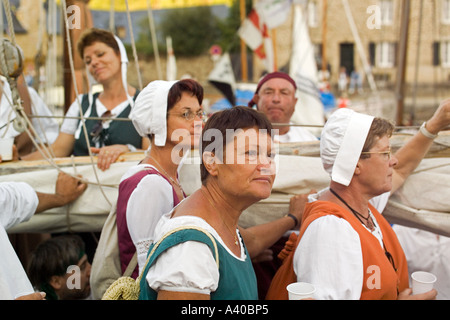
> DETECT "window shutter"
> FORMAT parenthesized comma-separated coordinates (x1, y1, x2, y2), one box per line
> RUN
(433, 42, 440, 66)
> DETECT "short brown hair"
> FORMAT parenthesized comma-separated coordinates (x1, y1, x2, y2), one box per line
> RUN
(200, 106, 273, 184)
(361, 117, 395, 158)
(27, 235, 85, 288)
(167, 79, 204, 112)
(77, 28, 120, 59)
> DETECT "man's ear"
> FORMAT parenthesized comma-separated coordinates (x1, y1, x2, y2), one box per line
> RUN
(253, 94, 260, 109)
(203, 151, 218, 177)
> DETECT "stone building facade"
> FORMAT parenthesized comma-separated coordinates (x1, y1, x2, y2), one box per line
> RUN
(257, 0, 450, 89)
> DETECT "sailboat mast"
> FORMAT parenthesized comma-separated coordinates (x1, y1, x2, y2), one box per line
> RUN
(240, 0, 248, 82)
(321, 0, 327, 72)
(63, 0, 93, 112)
(395, 0, 411, 126)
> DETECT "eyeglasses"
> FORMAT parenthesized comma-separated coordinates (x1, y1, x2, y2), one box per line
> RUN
(361, 149, 391, 160)
(384, 243, 399, 295)
(382, 239, 397, 272)
(90, 110, 112, 142)
(168, 110, 206, 122)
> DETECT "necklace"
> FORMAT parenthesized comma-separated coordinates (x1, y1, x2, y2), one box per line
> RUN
(329, 188, 375, 231)
(147, 155, 184, 192)
(201, 188, 239, 246)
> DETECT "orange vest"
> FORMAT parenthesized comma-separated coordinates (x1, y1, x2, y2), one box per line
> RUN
(266, 201, 409, 300)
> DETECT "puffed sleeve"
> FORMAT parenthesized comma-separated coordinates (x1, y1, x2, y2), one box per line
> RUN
(126, 173, 176, 273)
(146, 241, 219, 295)
(0, 182, 38, 229)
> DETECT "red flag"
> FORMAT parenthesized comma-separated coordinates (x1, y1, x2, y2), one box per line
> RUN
(238, 9, 275, 72)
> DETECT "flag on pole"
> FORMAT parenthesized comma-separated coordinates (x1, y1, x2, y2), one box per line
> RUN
(257, 0, 292, 29)
(238, 0, 292, 72)
(238, 9, 275, 72)
(208, 53, 236, 105)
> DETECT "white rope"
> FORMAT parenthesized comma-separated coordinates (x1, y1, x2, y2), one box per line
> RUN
(60, 0, 112, 205)
(146, 0, 162, 79)
(0, 2, 124, 199)
(125, 0, 143, 90)
(45, 0, 59, 114)
(341, 0, 377, 92)
(1, 0, 15, 45)
(109, 0, 115, 33)
(0, 1, 3, 41)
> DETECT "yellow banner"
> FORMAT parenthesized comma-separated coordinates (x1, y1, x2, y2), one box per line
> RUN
(86, 0, 233, 11)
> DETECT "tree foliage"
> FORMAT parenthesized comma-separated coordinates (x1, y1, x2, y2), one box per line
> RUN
(134, 1, 253, 58)
(161, 7, 221, 56)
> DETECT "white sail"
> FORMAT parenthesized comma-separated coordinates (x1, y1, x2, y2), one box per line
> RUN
(166, 36, 177, 81)
(207, 52, 237, 105)
(289, 4, 324, 137)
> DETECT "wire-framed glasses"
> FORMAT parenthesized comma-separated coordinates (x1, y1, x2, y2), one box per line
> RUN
(168, 109, 206, 122)
(361, 148, 391, 160)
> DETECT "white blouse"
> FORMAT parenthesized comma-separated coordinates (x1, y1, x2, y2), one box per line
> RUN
(145, 212, 246, 295)
(294, 190, 390, 300)
(274, 125, 318, 143)
(60, 94, 130, 137)
(120, 164, 176, 274)
(0, 182, 38, 299)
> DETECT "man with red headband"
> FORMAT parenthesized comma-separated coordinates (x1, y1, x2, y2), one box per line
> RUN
(248, 72, 317, 143)
(248, 72, 317, 298)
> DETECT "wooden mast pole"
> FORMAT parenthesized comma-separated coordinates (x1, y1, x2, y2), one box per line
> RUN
(240, 0, 248, 82)
(321, 0, 327, 72)
(395, 0, 411, 126)
(63, 0, 93, 113)
(272, 29, 277, 71)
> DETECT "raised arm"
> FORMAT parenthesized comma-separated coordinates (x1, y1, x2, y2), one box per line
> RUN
(391, 98, 450, 194)
(239, 191, 313, 258)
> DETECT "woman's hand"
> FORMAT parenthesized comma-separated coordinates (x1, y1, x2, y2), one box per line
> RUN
(91, 144, 129, 171)
(15, 292, 46, 300)
(397, 288, 438, 300)
(425, 98, 450, 135)
(289, 189, 316, 228)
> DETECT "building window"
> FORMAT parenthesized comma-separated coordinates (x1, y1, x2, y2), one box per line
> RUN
(379, 0, 394, 25)
(441, 41, 450, 67)
(443, 0, 450, 24)
(376, 42, 396, 68)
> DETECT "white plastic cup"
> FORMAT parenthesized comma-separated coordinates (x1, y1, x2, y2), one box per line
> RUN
(0, 137, 14, 161)
(286, 282, 315, 300)
(411, 271, 437, 295)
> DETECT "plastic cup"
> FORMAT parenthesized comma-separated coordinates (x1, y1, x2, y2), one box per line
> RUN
(411, 271, 437, 295)
(286, 282, 315, 300)
(0, 137, 14, 161)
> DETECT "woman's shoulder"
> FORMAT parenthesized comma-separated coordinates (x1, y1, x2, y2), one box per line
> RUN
(154, 213, 214, 238)
(120, 164, 164, 183)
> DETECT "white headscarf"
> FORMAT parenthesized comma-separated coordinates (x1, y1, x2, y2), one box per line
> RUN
(129, 80, 177, 146)
(320, 108, 374, 186)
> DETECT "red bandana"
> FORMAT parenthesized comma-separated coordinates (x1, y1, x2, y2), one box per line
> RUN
(248, 72, 297, 108)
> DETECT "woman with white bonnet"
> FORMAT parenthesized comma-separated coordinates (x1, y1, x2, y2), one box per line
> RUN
(267, 107, 446, 300)
(22, 28, 149, 171)
(116, 79, 306, 288)
(116, 79, 204, 280)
